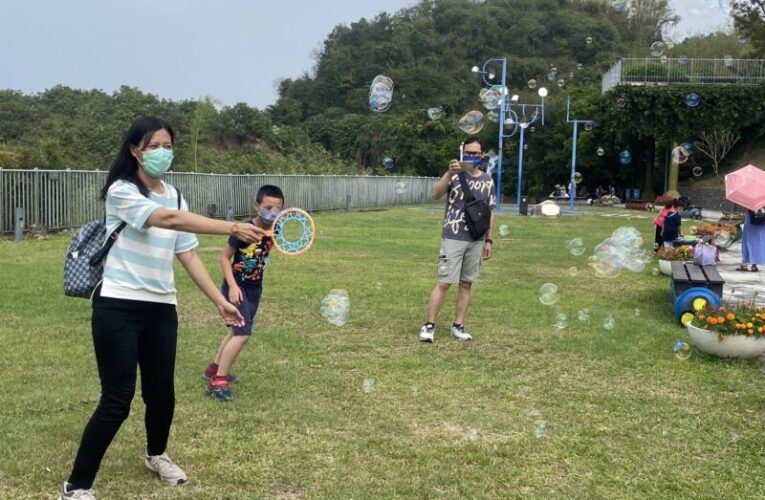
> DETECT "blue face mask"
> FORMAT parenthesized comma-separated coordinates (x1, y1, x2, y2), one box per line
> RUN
(141, 148, 174, 177)
(463, 154, 482, 167)
(259, 208, 280, 226)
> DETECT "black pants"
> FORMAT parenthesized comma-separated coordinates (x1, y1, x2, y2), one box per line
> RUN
(68, 292, 178, 489)
(654, 225, 662, 250)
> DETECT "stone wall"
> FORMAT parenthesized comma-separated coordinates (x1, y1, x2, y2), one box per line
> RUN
(677, 181, 743, 212)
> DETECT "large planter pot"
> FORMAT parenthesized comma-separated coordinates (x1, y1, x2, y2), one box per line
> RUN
(687, 323, 765, 359)
(658, 259, 673, 275)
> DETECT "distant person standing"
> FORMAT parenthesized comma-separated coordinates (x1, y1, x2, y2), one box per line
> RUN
(739, 209, 765, 272)
(419, 137, 495, 343)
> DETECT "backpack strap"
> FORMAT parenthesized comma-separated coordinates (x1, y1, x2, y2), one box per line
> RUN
(457, 172, 475, 203)
(176, 186, 183, 210)
(88, 221, 127, 266)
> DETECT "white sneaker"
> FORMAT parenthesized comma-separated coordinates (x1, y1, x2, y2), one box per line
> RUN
(451, 325, 473, 341)
(145, 451, 187, 485)
(58, 482, 97, 500)
(419, 324, 435, 342)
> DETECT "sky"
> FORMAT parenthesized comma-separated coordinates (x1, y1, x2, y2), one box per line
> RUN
(0, 0, 732, 110)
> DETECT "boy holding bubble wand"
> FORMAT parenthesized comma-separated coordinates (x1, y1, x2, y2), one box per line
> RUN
(203, 185, 285, 402)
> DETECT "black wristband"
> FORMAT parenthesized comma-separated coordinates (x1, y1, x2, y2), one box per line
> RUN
(485, 238, 493, 244)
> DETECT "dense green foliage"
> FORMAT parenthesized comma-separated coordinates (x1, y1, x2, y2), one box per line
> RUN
(1, 0, 762, 197)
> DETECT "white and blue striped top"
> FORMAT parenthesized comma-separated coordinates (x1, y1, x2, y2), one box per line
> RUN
(101, 179, 198, 305)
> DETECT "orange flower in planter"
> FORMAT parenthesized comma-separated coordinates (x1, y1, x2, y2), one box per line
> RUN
(726, 313, 735, 321)
(693, 304, 765, 337)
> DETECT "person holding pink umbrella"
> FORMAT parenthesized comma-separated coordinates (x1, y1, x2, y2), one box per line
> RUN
(725, 165, 765, 272)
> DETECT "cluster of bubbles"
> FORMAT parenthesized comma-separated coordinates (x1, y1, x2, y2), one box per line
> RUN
(458, 110, 485, 135)
(427, 106, 444, 121)
(673, 340, 692, 360)
(565, 238, 585, 256)
(587, 226, 652, 279)
(320, 289, 350, 326)
(619, 150, 632, 165)
(368, 75, 394, 113)
(538, 283, 561, 306)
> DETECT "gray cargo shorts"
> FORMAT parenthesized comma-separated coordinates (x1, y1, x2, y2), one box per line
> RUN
(436, 238, 484, 284)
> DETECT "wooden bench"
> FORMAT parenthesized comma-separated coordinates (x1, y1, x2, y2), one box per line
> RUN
(670, 261, 724, 298)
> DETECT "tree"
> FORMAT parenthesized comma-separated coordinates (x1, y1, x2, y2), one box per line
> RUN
(626, 0, 679, 48)
(694, 129, 742, 175)
(732, 0, 765, 56)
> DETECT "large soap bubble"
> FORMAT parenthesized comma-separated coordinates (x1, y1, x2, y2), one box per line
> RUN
(458, 111, 485, 135)
(321, 289, 350, 326)
(538, 283, 560, 306)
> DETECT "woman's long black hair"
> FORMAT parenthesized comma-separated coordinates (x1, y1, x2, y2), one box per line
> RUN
(101, 116, 175, 200)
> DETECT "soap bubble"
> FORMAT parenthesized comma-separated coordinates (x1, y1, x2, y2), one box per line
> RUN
(566, 238, 585, 256)
(427, 107, 444, 120)
(586, 36, 593, 45)
(480, 88, 502, 110)
(723, 55, 733, 67)
(692, 166, 703, 177)
(486, 110, 500, 123)
(368, 75, 394, 112)
(603, 313, 616, 330)
(611, 0, 627, 12)
(394, 181, 407, 194)
(464, 426, 480, 442)
(596, 147, 605, 157)
(382, 157, 395, 170)
(652, 267, 660, 275)
(584, 122, 593, 132)
(557, 79, 566, 88)
(538, 283, 560, 306)
(679, 54, 689, 65)
(576, 309, 591, 322)
(527, 79, 538, 89)
(568, 266, 579, 277)
(619, 150, 632, 165)
(498, 224, 510, 236)
(673, 340, 692, 360)
(574, 172, 583, 184)
(616, 97, 626, 108)
(685, 93, 700, 108)
(672, 145, 689, 164)
(634, 308, 641, 316)
(321, 289, 350, 326)
(554, 313, 568, 329)
(713, 230, 733, 247)
(534, 420, 547, 438)
(362, 378, 376, 393)
(681, 142, 694, 154)
(458, 110, 485, 134)
(547, 71, 557, 82)
(650, 40, 666, 57)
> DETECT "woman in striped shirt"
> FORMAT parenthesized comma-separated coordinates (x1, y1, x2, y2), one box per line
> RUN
(59, 116, 265, 500)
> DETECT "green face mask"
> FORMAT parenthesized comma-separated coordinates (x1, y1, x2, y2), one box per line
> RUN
(141, 148, 174, 177)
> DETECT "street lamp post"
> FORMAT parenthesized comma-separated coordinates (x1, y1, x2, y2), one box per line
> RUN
(565, 96, 594, 211)
(472, 58, 547, 213)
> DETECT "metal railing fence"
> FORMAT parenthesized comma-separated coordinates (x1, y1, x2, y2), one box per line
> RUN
(0, 169, 438, 235)
(602, 58, 765, 93)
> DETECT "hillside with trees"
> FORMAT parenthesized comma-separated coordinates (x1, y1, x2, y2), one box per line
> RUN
(1, 0, 762, 199)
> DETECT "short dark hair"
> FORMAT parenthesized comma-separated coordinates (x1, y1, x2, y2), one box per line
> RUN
(256, 184, 285, 204)
(464, 137, 483, 150)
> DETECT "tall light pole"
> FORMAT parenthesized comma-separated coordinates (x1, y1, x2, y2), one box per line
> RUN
(565, 96, 594, 211)
(472, 58, 547, 213)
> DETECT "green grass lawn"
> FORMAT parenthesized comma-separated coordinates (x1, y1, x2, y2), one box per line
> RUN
(2, 206, 765, 499)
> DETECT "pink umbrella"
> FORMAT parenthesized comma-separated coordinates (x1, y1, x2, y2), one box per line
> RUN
(725, 164, 765, 211)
